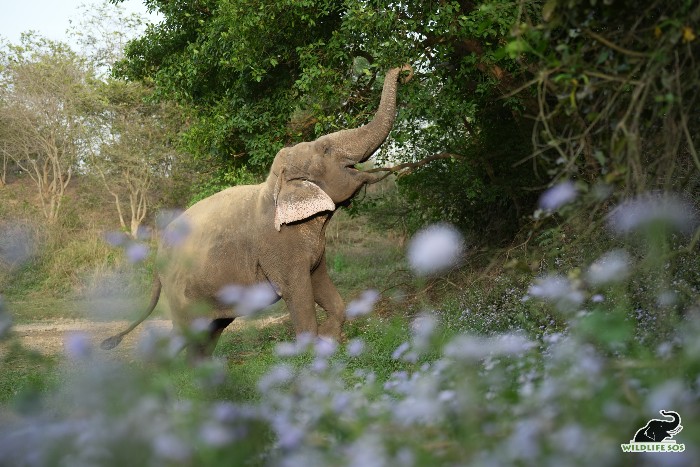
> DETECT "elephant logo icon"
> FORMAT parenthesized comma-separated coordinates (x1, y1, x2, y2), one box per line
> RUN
(632, 410, 683, 443)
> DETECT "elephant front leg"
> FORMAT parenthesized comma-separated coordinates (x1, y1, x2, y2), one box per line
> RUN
(311, 256, 345, 340)
(281, 273, 319, 337)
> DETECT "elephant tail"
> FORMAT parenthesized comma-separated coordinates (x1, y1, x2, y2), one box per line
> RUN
(100, 274, 162, 350)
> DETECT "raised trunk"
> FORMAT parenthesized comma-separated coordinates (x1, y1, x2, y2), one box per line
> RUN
(322, 65, 411, 163)
(660, 410, 680, 429)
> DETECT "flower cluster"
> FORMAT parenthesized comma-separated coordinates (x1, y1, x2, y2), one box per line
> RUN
(1, 210, 698, 465)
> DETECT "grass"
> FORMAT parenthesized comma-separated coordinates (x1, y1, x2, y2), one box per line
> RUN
(0, 203, 412, 404)
(3, 192, 700, 464)
(0, 341, 59, 406)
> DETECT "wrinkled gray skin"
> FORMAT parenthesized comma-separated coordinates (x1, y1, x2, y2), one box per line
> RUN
(102, 66, 412, 357)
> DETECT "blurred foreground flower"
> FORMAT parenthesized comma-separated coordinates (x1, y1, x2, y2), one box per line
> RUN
(137, 325, 186, 362)
(104, 230, 128, 247)
(608, 193, 698, 234)
(347, 338, 365, 356)
(538, 180, 578, 211)
(0, 222, 37, 267)
(444, 333, 534, 361)
(126, 242, 150, 263)
(411, 312, 438, 351)
(216, 282, 279, 315)
(527, 274, 584, 311)
(0, 296, 12, 339)
(586, 250, 631, 286)
(158, 210, 191, 247)
(408, 223, 465, 276)
(346, 289, 380, 318)
(64, 332, 93, 360)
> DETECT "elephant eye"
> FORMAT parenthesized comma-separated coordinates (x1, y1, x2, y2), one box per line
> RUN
(316, 141, 331, 156)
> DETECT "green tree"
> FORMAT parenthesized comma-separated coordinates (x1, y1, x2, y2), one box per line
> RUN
(513, 0, 700, 198)
(113, 0, 543, 239)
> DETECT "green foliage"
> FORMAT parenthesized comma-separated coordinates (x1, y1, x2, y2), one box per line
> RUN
(512, 0, 700, 197)
(188, 164, 262, 206)
(0, 342, 58, 405)
(114, 0, 544, 241)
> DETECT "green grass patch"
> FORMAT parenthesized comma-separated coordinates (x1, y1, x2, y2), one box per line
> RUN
(0, 340, 59, 406)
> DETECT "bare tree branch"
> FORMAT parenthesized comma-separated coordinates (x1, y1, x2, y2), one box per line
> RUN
(365, 152, 463, 184)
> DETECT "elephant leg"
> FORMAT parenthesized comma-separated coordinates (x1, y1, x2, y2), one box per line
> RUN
(311, 256, 345, 340)
(189, 317, 235, 360)
(280, 272, 319, 337)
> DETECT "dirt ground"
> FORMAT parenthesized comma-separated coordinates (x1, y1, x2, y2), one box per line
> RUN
(1, 315, 287, 359)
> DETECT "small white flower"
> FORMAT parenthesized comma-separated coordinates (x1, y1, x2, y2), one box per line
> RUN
(586, 249, 630, 285)
(311, 357, 328, 372)
(258, 364, 294, 392)
(391, 342, 410, 360)
(239, 283, 278, 315)
(528, 275, 570, 299)
(608, 193, 698, 234)
(190, 318, 210, 334)
(64, 332, 92, 360)
(200, 422, 234, 446)
(444, 333, 533, 361)
(645, 380, 690, 413)
(137, 326, 184, 361)
(153, 434, 191, 462)
(135, 225, 152, 241)
(528, 274, 584, 310)
(217, 284, 243, 305)
(275, 341, 300, 357)
(347, 433, 388, 467)
(212, 402, 239, 422)
(103, 230, 128, 247)
(0, 299, 11, 338)
(656, 342, 673, 359)
(125, 242, 149, 263)
(347, 338, 365, 356)
(216, 282, 278, 315)
(411, 312, 437, 350)
(346, 289, 380, 318)
(538, 180, 578, 211)
(0, 223, 36, 266)
(407, 223, 464, 276)
(657, 290, 678, 307)
(275, 421, 305, 449)
(160, 214, 191, 247)
(314, 337, 338, 358)
(156, 209, 185, 230)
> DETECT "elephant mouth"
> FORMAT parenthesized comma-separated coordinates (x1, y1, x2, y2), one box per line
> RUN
(343, 161, 362, 173)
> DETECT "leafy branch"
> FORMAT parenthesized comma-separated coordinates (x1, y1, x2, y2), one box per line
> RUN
(365, 152, 463, 184)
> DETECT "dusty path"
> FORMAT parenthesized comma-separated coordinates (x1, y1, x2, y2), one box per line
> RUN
(2, 315, 287, 359)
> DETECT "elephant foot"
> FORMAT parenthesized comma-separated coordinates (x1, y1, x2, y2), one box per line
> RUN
(318, 321, 344, 342)
(186, 317, 235, 362)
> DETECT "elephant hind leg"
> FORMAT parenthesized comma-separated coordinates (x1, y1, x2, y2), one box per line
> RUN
(311, 255, 345, 340)
(188, 317, 235, 361)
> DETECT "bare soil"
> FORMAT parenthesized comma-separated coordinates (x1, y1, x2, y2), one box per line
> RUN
(1, 315, 288, 359)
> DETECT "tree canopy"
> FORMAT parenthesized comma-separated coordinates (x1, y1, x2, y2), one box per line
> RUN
(112, 0, 699, 241)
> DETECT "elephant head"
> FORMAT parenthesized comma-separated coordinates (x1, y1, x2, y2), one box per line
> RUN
(269, 65, 412, 231)
(633, 410, 683, 442)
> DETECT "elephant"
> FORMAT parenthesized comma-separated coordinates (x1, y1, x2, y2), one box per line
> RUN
(633, 410, 683, 442)
(101, 65, 413, 357)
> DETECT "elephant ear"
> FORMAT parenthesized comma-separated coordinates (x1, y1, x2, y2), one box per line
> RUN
(274, 175, 335, 231)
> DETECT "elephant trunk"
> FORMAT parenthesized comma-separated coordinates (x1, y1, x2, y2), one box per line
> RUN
(661, 410, 680, 429)
(321, 65, 412, 163)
